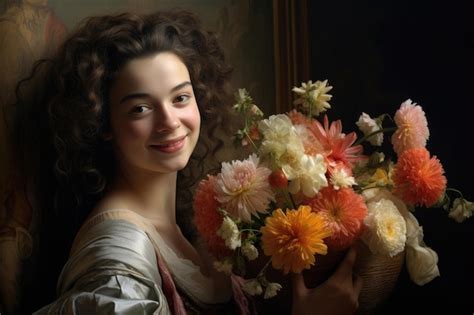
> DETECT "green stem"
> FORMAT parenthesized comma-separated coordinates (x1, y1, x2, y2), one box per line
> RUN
(378, 113, 394, 123)
(353, 127, 396, 146)
(278, 189, 293, 209)
(288, 192, 297, 209)
(240, 228, 262, 234)
(446, 188, 464, 199)
(279, 189, 297, 209)
(258, 258, 273, 277)
(357, 184, 390, 193)
(244, 130, 259, 151)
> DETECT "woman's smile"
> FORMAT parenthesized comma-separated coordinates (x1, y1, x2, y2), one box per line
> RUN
(149, 135, 187, 153)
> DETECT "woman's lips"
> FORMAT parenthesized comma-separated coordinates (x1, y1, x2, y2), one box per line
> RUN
(149, 136, 186, 153)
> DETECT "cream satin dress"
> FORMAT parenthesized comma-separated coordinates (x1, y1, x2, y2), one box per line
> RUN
(34, 209, 233, 314)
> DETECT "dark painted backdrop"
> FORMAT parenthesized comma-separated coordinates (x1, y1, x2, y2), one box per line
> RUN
(308, 0, 474, 313)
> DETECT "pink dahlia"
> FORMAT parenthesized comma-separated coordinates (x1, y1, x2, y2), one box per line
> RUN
(215, 154, 275, 222)
(303, 186, 368, 250)
(391, 99, 430, 155)
(311, 115, 368, 175)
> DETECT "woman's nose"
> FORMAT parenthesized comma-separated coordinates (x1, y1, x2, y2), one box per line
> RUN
(154, 105, 180, 132)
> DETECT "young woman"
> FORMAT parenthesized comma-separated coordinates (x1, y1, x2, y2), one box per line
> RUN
(9, 10, 361, 314)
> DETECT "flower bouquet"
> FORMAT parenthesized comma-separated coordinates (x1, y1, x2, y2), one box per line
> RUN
(193, 80, 473, 311)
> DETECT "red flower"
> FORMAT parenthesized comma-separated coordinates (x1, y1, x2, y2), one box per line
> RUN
(303, 186, 367, 250)
(193, 176, 231, 258)
(393, 147, 446, 207)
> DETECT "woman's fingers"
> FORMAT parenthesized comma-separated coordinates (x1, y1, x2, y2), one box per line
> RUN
(291, 249, 364, 315)
(291, 272, 307, 297)
(353, 273, 363, 297)
(330, 246, 357, 283)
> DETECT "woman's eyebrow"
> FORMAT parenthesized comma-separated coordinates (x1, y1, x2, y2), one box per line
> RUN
(119, 81, 192, 104)
(170, 81, 192, 93)
(119, 92, 149, 104)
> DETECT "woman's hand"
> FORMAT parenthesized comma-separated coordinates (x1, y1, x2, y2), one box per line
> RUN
(291, 247, 363, 315)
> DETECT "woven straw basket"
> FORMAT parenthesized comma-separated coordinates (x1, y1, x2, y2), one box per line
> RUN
(301, 240, 404, 314)
(249, 240, 404, 314)
(353, 241, 405, 314)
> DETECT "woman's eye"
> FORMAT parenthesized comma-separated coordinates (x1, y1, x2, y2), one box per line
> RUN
(174, 95, 190, 104)
(131, 105, 150, 114)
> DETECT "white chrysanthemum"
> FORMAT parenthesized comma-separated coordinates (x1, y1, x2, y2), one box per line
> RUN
(362, 198, 406, 257)
(292, 80, 333, 117)
(258, 114, 305, 160)
(242, 278, 263, 296)
(287, 154, 328, 197)
(264, 282, 282, 299)
(216, 154, 274, 223)
(213, 259, 233, 274)
(217, 216, 241, 250)
(448, 198, 474, 223)
(330, 168, 356, 190)
(241, 241, 259, 261)
(258, 114, 307, 180)
(356, 112, 383, 146)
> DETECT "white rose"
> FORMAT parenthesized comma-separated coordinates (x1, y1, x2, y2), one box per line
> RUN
(406, 243, 440, 285)
(264, 282, 282, 299)
(404, 212, 440, 285)
(362, 188, 410, 217)
(362, 188, 440, 285)
(362, 198, 406, 257)
(356, 112, 383, 146)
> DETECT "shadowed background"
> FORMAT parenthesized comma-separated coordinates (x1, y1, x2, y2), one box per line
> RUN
(307, 0, 474, 313)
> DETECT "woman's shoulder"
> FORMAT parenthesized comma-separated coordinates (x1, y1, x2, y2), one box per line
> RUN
(60, 209, 162, 292)
(32, 210, 172, 314)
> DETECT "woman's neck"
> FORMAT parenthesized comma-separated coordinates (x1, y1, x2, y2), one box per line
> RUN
(107, 166, 178, 227)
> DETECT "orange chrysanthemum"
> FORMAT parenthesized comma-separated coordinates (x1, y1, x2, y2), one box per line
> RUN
(193, 176, 231, 258)
(303, 186, 367, 250)
(393, 147, 447, 207)
(260, 205, 332, 274)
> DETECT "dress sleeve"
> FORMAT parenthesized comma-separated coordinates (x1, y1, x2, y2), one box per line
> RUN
(34, 273, 168, 314)
(33, 220, 171, 315)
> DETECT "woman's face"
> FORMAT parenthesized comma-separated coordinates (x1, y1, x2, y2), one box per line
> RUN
(108, 52, 201, 176)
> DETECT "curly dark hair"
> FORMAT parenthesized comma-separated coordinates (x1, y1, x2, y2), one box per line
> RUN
(42, 10, 232, 230)
(12, 10, 233, 309)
